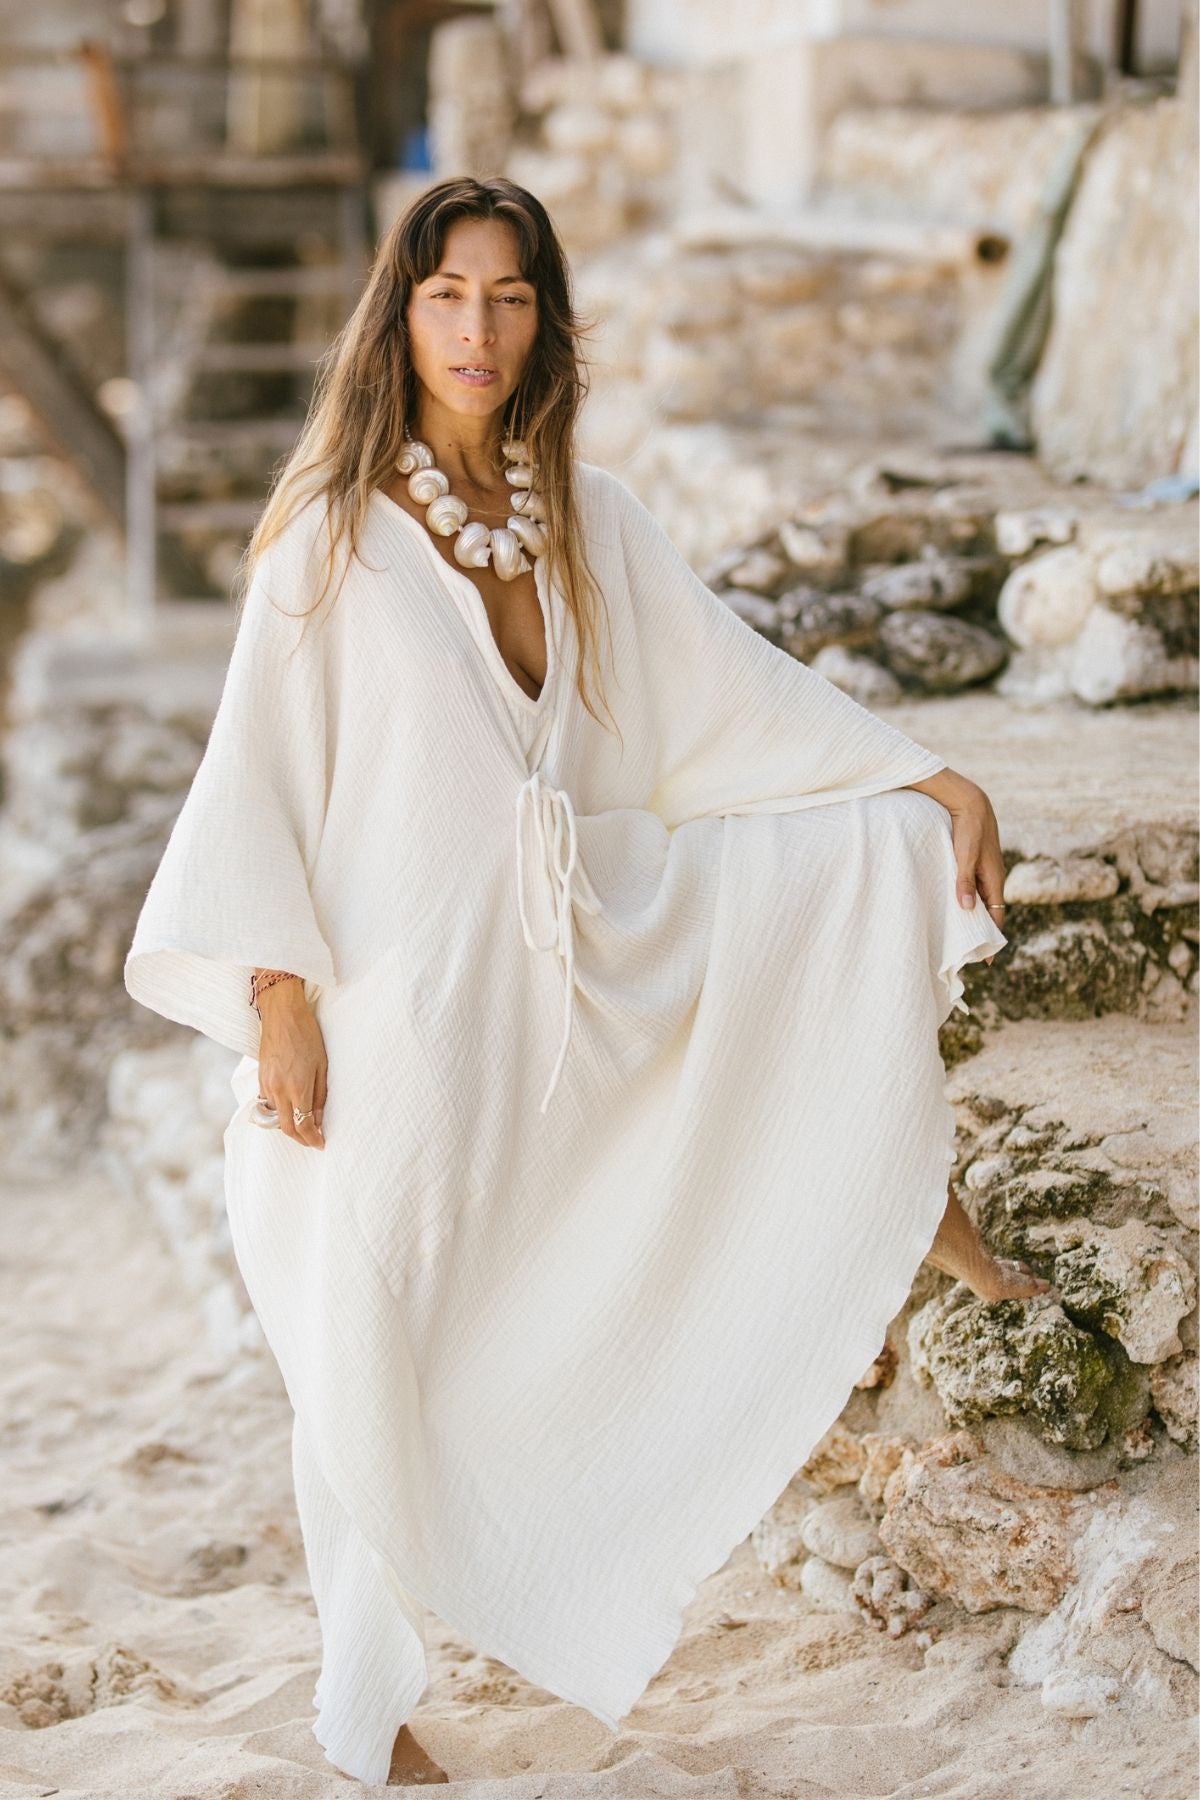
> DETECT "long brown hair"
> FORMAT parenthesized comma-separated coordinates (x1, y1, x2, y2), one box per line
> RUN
(240, 175, 614, 730)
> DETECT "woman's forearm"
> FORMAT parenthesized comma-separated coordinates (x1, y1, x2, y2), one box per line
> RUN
(903, 765, 983, 812)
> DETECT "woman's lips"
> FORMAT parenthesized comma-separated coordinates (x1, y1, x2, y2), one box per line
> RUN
(450, 366, 499, 388)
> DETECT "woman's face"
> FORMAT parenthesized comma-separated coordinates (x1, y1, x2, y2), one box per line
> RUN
(406, 216, 539, 431)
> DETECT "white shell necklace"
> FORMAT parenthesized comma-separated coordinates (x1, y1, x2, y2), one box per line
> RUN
(395, 436, 547, 582)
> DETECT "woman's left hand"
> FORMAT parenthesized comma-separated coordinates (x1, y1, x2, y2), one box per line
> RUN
(944, 779, 1007, 964)
(907, 768, 1008, 964)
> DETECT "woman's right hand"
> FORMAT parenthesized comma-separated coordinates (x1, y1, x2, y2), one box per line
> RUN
(256, 978, 328, 1148)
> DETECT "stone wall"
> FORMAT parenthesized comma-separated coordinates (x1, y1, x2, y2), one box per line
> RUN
(1030, 92, 1200, 485)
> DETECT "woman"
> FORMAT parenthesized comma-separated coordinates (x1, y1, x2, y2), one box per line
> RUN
(125, 176, 1050, 1787)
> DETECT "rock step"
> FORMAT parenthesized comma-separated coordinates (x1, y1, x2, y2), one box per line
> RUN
(890, 690, 1198, 1036)
(915, 1007, 1198, 1484)
(946, 1008, 1197, 1245)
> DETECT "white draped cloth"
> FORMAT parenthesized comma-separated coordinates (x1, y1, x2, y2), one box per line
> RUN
(124, 462, 1007, 1783)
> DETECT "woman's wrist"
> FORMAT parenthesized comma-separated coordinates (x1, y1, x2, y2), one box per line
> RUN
(250, 968, 305, 1014)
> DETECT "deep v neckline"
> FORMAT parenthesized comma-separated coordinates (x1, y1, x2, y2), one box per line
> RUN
(372, 486, 557, 720)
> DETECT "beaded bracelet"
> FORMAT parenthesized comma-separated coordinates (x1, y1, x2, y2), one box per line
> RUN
(249, 968, 300, 1016)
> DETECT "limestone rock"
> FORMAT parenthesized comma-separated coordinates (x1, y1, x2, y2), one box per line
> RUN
(1149, 1353, 1199, 1450)
(725, 547, 789, 594)
(749, 1480, 812, 1590)
(1068, 601, 1200, 706)
(994, 508, 1078, 557)
(777, 519, 849, 583)
(996, 545, 1096, 649)
(1094, 537, 1199, 600)
(1030, 95, 1198, 488)
(808, 645, 902, 706)
(779, 591, 882, 661)
(878, 1429, 1092, 1613)
(798, 1495, 883, 1570)
(992, 644, 1075, 704)
(976, 1414, 1130, 1492)
(1025, 1217, 1197, 1364)
(875, 610, 1007, 691)
(1002, 855, 1119, 906)
(1039, 1670, 1120, 1717)
(947, 1014, 1199, 1243)
(799, 1555, 857, 1613)
(850, 1554, 934, 1638)
(103, 1036, 260, 1363)
(856, 1432, 917, 1514)
(860, 553, 972, 613)
(853, 1341, 899, 1392)
(797, 1421, 867, 1494)
(908, 1288, 1150, 1451)
(1007, 1459, 1199, 1710)
(999, 918, 1147, 1017)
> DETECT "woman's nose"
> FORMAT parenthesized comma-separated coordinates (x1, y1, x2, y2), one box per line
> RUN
(460, 306, 495, 344)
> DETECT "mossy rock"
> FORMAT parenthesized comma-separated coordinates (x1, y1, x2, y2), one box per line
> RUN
(909, 1290, 1150, 1452)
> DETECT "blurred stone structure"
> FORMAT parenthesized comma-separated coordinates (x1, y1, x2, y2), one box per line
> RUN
(404, 3, 1196, 512)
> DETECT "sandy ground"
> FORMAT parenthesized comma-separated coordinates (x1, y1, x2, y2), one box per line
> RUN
(0, 1162, 1193, 1800)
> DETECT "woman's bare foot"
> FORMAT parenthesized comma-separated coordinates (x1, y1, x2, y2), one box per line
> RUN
(924, 1181, 1055, 1304)
(959, 1250, 1055, 1303)
(388, 1722, 448, 1785)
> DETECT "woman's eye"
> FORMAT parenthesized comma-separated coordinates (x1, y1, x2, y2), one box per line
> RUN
(427, 290, 530, 303)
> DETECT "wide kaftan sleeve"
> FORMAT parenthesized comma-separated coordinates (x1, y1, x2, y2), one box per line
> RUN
(601, 469, 949, 828)
(124, 521, 337, 1060)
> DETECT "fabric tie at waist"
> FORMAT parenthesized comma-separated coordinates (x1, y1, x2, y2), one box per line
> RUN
(515, 770, 604, 1114)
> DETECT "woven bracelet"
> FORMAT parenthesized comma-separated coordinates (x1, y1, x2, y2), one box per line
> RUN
(249, 969, 300, 1015)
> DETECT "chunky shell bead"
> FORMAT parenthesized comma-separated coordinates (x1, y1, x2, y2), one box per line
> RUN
(505, 463, 535, 489)
(425, 493, 470, 536)
(408, 467, 450, 505)
(453, 521, 493, 568)
(501, 438, 529, 462)
(490, 527, 531, 582)
(507, 514, 547, 557)
(396, 441, 435, 475)
(510, 488, 548, 521)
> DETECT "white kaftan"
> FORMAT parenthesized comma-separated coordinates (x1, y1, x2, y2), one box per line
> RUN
(124, 462, 1007, 1784)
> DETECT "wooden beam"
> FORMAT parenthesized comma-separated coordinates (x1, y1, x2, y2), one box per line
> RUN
(0, 270, 125, 526)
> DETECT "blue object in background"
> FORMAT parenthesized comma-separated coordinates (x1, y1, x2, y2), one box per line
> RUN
(402, 124, 432, 171)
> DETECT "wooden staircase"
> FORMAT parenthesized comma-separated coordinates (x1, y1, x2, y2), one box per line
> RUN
(0, 43, 369, 628)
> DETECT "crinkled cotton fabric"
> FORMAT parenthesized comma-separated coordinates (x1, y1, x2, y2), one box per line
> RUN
(124, 462, 1007, 1784)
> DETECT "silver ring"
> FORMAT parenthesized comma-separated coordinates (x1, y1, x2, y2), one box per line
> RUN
(250, 1100, 280, 1129)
